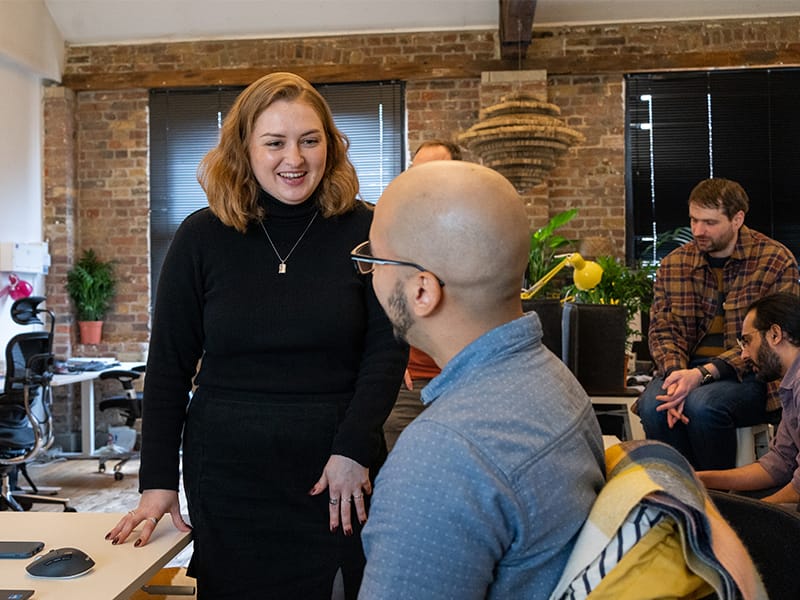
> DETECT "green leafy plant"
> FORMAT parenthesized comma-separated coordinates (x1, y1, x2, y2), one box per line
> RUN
(526, 208, 578, 297)
(564, 255, 656, 344)
(66, 249, 117, 321)
(638, 225, 693, 264)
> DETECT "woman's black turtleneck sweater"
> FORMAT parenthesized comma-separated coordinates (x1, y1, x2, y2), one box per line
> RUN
(139, 191, 408, 491)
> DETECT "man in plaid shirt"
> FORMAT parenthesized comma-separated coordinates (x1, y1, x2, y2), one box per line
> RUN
(637, 178, 799, 470)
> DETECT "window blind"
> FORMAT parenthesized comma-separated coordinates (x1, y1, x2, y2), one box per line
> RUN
(626, 68, 800, 262)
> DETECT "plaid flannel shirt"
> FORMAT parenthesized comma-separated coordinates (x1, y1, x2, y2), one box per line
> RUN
(648, 225, 800, 412)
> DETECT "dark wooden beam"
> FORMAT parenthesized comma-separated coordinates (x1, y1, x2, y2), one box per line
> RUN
(499, 0, 537, 61)
(59, 48, 800, 91)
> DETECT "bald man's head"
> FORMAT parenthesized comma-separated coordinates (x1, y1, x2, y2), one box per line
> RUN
(371, 161, 529, 314)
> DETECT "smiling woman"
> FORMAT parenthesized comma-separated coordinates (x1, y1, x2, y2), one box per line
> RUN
(110, 72, 408, 599)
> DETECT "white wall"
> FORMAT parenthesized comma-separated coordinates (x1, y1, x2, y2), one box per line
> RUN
(0, 0, 64, 368)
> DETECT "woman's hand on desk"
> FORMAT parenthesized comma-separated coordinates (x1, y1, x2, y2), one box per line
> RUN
(105, 489, 191, 547)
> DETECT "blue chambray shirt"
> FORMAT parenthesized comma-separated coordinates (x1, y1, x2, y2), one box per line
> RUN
(360, 313, 605, 599)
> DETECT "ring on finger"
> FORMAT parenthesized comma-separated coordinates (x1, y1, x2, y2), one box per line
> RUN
(343, 497, 352, 503)
(329, 498, 340, 506)
(353, 494, 363, 500)
(148, 517, 159, 525)
(128, 510, 136, 516)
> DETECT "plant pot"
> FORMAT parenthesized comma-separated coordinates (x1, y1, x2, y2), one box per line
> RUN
(78, 320, 103, 345)
(561, 303, 628, 395)
(521, 297, 563, 356)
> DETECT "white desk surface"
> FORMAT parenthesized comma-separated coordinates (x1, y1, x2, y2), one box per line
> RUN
(0, 512, 191, 600)
(50, 361, 145, 387)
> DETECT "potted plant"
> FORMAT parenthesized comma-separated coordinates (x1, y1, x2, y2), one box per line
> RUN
(525, 208, 578, 296)
(522, 208, 579, 355)
(564, 256, 656, 345)
(66, 249, 117, 344)
(561, 256, 656, 392)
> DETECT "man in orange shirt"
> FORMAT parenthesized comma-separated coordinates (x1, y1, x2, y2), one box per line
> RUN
(383, 139, 462, 450)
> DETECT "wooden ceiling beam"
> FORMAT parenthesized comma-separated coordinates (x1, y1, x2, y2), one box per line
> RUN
(499, 0, 537, 61)
(59, 48, 800, 91)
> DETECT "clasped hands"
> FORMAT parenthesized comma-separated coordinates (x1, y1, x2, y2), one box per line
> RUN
(655, 368, 706, 428)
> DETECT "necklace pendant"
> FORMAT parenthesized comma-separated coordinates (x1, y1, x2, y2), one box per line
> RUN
(278, 263, 287, 274)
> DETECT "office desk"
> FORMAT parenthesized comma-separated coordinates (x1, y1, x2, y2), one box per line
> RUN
(54, 362, 145, 458)
(1, 362, 145, 458)
(0, 512, 192, 599)
(591, 392, 645, 441)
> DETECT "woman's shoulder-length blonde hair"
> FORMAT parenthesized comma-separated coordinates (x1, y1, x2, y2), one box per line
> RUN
(198, 71, 360, 233)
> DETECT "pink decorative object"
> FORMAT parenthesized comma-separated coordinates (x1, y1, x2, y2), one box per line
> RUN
(7, 273, 33, 300)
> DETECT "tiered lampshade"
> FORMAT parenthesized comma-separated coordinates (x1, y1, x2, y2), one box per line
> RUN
(458, 92, 585, 192)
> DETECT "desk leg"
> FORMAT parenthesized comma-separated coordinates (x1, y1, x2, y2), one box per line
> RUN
(80, 379, 96, 457)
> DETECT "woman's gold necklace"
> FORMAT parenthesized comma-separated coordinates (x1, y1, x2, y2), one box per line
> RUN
(258, 210, 318, 274)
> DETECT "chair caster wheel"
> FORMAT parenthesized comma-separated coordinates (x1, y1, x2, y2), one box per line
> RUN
(114, 472, 124, 481)
(64, 506, 77, 512)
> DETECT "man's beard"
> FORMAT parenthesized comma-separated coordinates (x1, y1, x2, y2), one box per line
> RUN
(754, 342, 783, 382)
(387, 280, 414, 343)
(695, 227, 735, 254)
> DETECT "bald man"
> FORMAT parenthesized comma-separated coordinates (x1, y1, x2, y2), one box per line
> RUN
(355, 162, 605, 599)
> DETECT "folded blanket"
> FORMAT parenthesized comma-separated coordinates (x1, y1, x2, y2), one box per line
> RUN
(550, 440, 767, 600)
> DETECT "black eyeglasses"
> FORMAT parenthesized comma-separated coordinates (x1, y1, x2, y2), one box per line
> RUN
(350, 241, 445, 287)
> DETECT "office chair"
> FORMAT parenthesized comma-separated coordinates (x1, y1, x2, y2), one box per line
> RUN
(0, 296, 74, 511)
(96, 365, 144, 480)
(708, 489, 800, 599)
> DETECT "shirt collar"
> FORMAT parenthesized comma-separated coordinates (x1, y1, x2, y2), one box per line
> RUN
(779, 350, 800, 394)
(421, 312, 541, 406)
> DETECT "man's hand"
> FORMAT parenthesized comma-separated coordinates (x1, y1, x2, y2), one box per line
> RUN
(654, 368, 705, 427)
(404, 368, 414, 391)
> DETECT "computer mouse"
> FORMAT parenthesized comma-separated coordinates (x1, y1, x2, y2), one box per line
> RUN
(25, 547, 95, 579)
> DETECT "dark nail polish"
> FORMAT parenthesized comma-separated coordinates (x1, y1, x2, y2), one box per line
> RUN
(134, 539, 142, 547)
(112, 537, 119, 545)
(104, 532, 112, 540)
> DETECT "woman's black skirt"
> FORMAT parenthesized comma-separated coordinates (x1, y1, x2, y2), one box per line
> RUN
(183, 386, 369, 599)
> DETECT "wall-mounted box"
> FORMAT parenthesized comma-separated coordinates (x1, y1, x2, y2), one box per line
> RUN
(0, 242, 51, 274)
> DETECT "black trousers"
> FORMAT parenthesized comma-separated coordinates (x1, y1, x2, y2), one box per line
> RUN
(183, 387, 370, 599)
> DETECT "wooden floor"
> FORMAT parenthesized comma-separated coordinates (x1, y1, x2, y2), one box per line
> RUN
(21, 455, 193, 568)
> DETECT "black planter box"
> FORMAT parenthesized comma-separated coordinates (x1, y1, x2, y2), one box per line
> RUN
(561, 302, 628, 395)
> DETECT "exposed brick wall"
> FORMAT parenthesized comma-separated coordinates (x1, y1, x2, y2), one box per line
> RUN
(64, 31, 498, 75)
(43, 86, 77, 359)
(44, 16, 800, 362)
(73, 90, 150, 361)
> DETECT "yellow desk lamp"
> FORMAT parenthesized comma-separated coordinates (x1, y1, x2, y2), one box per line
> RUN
(521, 253, 604, 300)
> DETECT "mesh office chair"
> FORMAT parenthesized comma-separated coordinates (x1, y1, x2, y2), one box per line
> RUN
(0, 296, 74, 511)
(96, 365, 144, 480)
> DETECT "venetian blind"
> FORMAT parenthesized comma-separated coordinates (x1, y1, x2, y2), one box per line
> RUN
(625, 68, 800, 262)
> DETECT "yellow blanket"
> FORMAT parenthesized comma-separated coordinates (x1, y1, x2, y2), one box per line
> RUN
(549, 440, 767, 600)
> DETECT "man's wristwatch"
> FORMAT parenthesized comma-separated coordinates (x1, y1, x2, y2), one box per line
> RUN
(696, 365, 715, 385)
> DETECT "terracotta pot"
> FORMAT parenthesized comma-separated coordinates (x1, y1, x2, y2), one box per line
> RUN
(78, 320, 103, 345)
